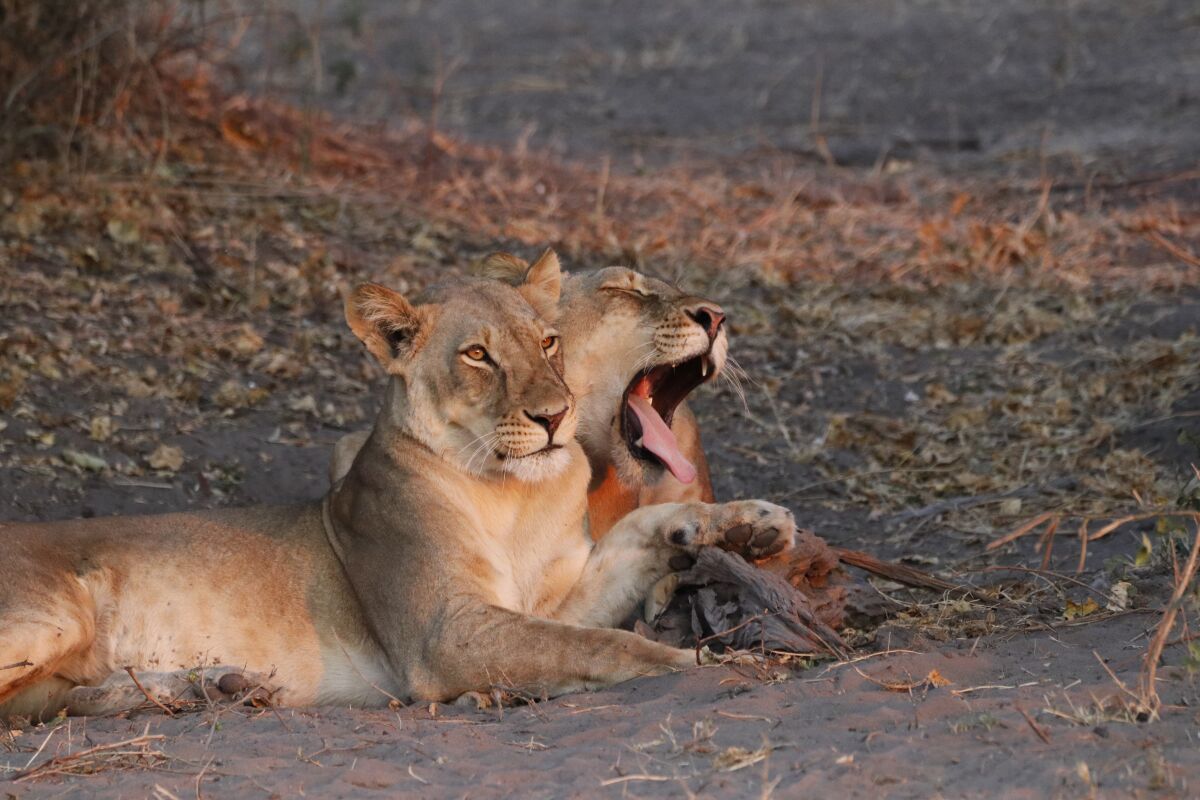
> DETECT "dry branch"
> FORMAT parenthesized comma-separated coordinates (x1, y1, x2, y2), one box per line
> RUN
(832, 548, 958, 593)
(1138, 519, 1200, 717)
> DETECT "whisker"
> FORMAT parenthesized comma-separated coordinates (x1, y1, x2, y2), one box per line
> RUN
(720, 370, 749, 411)
(463, 433, 499, 474)
(455, 430, 499, 460)
(474, 442, 499, 477)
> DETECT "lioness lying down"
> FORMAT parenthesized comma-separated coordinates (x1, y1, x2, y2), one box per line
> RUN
(0, 260, 795, 719)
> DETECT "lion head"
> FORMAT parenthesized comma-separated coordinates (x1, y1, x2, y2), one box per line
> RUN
(345, 256, 576, 482)
(555, 266, 727, 488)
(476, 253, 728, 489)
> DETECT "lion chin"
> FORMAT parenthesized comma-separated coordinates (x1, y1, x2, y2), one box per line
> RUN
(500, 447, 573, 483)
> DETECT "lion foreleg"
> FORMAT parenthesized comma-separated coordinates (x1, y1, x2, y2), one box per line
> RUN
(550, 500, 797, 628)
(422, 600, 694, 701)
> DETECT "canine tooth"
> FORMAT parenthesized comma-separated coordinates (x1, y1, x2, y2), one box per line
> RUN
(634, 437, 644, 448)
(701, 356, 709, 377)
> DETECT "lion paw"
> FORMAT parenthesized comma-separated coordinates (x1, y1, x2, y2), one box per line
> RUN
(665, 500, 795, 560)
(714, 500, 795, 560)
(191, 667, 277, 706)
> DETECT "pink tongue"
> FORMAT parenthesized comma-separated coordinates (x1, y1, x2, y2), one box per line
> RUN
(627, 394, 697, 484)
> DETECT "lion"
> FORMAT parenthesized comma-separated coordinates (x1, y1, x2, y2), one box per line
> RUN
(1, 259, 794, 720)
(331, 251, 726, 543)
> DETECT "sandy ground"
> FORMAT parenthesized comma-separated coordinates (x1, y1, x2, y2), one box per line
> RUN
(3, 1, 1200, 797)
(3, 273, 1197, 796)
(246, 0, 1200, 174)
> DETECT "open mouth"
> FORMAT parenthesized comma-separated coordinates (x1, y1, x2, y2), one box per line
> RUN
(621, 353, 715, 483)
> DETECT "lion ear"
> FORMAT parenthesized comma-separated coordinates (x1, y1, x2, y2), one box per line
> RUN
(476, 252, 529, 284)
(519, 249, 562, 319)
(345, 283, 422, 365)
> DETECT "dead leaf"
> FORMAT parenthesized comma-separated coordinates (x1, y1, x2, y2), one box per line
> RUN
(213, 380, 247, 409)
(90, 415, 114, 442)
(106, 218, 140, 245)
(224, 324, 265, 358)
(147, 444, 185, 472)
(289, 394, 318, 414)
(36, 354, 61, 380)
(1063, 598, 1100, 620)
(62, 449, 107, 472)
(123, 375, 156, 399)
(26, 429, 55, 447)
(712, 745, 772, 772)
(0, 372, 24, 409)
(926, 669, 952, 688)
(1106, 581, 1132, 612)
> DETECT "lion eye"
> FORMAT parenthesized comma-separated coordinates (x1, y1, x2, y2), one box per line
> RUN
(601, 284, 650, 298)
(541, 335, 559, 354)
(463, 345, 489, 362)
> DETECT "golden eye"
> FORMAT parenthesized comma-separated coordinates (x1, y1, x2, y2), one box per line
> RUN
(463, 346, 488, 362)
(541, 335, 558, 352)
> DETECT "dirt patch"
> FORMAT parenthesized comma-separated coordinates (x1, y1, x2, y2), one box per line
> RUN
(4, 613, 1199, 796)
(244, 0, 1200, 177)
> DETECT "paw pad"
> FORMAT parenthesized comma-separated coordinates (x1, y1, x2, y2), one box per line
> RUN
(724, 524, 752, 546)
(668, 554, 696, 571)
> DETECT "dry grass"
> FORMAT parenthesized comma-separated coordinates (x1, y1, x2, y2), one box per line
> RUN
(163, 88, 1200, 290)
(8, 725, 166, 782)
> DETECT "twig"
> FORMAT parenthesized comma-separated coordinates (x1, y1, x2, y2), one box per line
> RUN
(832, 548, 960, 593)
(1076, 519, 1089, 574)
(988, 512, 1057, 551)
(819, 649, 920, 675)
(124, 666, 176, 717)
(1015, 703, 1051, 744)
(1091, 650, 1141, 707)
(13, 727, 166, 782)
(1138, 519, 1200, 717)
(21, 728, 58, 771)
(1038, 516, 1060, 571)
(851, 665, 950, 693)
(1145, 231, 1200, 269)
(696, 612, 773, 655)
(950, 684, 1022, 696)
(0, 660, 32, 671)
(600, 774, 674, 787)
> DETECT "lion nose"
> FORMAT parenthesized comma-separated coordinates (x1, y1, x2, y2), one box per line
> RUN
(526, 407, 569, 439)
(686, 303, 726, 341)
